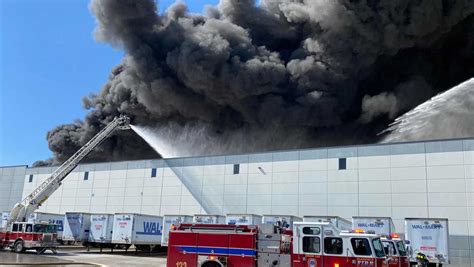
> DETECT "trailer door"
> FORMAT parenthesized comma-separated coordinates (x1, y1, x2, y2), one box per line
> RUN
(294, 225, 323, 267)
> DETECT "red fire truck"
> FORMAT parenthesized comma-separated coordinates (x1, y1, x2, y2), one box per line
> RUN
(381, 233, 410, 267)
(0, 221, 58, 254)
(168, 221, 393, 267)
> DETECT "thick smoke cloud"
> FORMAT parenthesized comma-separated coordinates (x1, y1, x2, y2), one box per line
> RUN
(38, 0, 474, 166)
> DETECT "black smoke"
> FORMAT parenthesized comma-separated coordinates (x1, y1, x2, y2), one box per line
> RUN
(37, 0, 474, 166)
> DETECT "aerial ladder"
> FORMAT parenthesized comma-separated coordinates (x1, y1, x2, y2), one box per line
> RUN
(6, 115, 131, 228)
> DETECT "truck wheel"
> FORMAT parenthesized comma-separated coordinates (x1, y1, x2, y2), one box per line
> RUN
(201, 262, 221, 267)
(14, 240, 25, 253)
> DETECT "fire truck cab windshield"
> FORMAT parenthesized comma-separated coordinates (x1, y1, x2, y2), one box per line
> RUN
(11, 222, 57, 233)
(33, 224, 57, 233)
(372, 238, 385, 257)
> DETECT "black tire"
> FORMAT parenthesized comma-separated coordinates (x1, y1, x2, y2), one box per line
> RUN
(14, 240, 25, 253)
(135, 245, 149, 251)
(201, 261, 221, 267)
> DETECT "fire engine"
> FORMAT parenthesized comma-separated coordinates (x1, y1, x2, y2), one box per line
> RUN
(0, 221, 59, 254)
(351, 217, 409, 267)
(0, 115, 131, 253)
(167, 221, 394, 267)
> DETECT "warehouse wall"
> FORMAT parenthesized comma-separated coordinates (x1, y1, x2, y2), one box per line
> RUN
(4, 138, 474, 266)
(0, 166, 26, 213)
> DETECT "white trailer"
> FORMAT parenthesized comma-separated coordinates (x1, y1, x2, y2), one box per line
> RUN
(226, 214, 262, 225)
(112, 213, 163, 251)
(62, 212, 91, 244)
(161, 215, 192, 246)
(303, 216, 352, 230)
(88, 214, 114, 248)
(405, 218, 449, 265)
(352, 216, 395, 236)
(193, 214, 225, 224)
(28, 212, 65, 242)
(1, 212, 10, 229)
(262, 215, 302, 229)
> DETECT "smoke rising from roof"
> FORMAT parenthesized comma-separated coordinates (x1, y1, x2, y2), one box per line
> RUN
(38, 0, 474, 166)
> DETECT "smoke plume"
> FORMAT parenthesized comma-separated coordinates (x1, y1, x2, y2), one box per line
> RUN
(38, 0, 474, 166)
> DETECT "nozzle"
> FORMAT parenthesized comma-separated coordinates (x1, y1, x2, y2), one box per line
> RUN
(117, 114, 131, 130)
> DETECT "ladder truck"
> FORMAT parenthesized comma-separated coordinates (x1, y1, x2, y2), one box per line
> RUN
(0, 115, 131, 254)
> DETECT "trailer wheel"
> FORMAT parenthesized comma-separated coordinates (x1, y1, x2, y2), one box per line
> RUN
(135, 245, 148, 251)
(14, 240, 25, 253)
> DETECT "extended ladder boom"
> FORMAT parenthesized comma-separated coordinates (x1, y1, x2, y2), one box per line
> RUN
(6, 115, 131, 227)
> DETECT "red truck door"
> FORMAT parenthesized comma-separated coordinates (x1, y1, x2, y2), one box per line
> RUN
(167, 231, 198, 267)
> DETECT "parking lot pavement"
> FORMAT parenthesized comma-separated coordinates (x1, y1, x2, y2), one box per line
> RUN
(0, 249, 80, 266)
(0, 248, 167, 267)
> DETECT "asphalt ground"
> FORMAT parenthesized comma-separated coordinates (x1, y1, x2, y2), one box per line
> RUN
(0, 247, 167, 267)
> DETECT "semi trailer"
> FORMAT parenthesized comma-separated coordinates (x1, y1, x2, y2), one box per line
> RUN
(1, 212, 9, 229)
(193, 214, 225, 224)
(352, 216, 396, 236)
(225, 214, 262, 225)
(161, 215, 192, 246)
(261, 214, 302, 230)
(111, 213, 163, 251)
(404, 218, 449, 266)
(87, 213, 114, 250)
(62, 212, 91, 244)
(303, 215, 352, 230)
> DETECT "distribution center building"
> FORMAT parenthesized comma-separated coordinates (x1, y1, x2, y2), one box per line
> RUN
(1, 137, 474, 266)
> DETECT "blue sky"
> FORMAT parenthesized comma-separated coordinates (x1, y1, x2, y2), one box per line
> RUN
(0, 0, 218, 166)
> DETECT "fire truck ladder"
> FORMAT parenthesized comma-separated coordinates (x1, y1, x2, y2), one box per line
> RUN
(6, 115, 131, 228)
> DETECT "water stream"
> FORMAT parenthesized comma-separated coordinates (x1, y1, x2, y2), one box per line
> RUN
(382, 78, 474, 142)
(130, 125, 172, 158)
(130, 124, 211, 213)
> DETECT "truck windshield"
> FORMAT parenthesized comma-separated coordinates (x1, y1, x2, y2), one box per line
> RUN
(351, 238, 372, 256)
(33, 224, 56, 233)
(372, 238, 386, 257)
(396, 241, 407, 256)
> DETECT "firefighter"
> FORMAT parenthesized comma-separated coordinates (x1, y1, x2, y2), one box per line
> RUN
(416, 252, 429, 267)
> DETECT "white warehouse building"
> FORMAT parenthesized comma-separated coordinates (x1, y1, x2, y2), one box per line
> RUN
(1, 137, 474, 265)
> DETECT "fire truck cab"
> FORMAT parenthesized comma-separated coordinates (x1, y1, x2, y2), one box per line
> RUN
(380, 234, 410, 267)
(0, 221, 58, 254)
